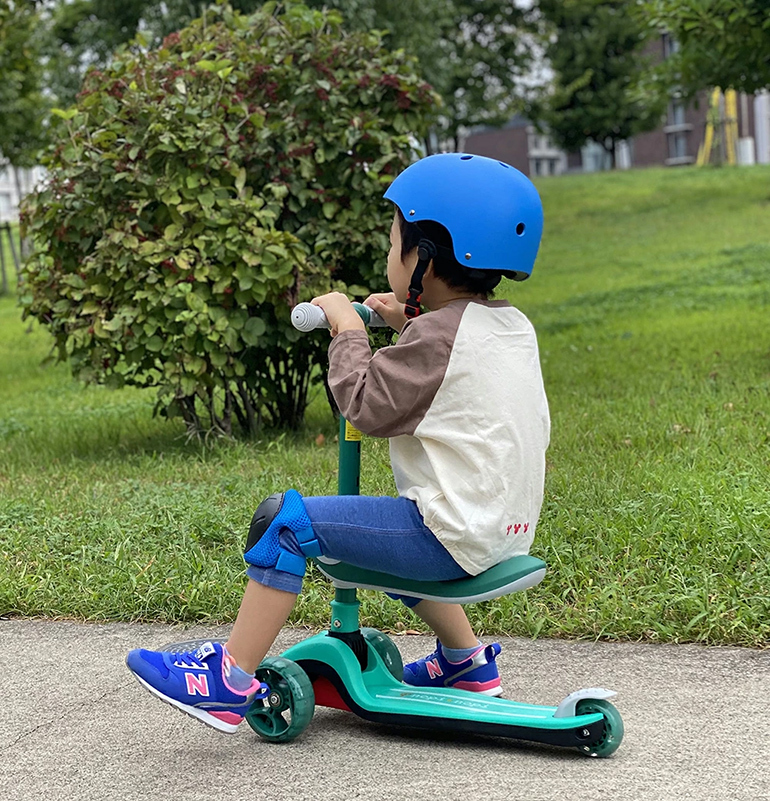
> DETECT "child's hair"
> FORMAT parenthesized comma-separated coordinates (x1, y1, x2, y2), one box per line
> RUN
(396, 207, 506, 298)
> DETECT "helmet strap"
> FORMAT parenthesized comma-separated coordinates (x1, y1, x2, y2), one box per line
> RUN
(404, 239, 437, 319)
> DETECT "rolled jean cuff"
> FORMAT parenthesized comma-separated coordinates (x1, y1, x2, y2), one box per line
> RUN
(246, 564, 303, 595)
(386, 592, 422, 608)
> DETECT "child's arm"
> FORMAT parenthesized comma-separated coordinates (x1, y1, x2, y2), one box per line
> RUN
(327, 317, 452, 439)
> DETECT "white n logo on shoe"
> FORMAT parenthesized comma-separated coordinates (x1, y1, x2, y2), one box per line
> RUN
(185, 672, 210, 697)
(426, 658, 443, 680)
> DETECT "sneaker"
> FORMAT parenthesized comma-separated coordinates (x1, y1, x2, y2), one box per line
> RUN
(126, 641, 268, 733)
(403, 640, 503, 696)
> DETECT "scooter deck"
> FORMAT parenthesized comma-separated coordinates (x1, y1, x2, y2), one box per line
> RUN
(282, 632, 606, 749)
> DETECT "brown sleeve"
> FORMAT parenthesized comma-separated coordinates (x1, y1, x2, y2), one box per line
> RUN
(326, 313, 457, 438)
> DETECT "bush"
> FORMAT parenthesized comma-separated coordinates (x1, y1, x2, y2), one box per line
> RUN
(20, 2, 437, 434)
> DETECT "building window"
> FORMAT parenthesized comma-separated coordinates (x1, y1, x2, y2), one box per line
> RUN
(668, 99, 686, 126)
(667, 131, 688, 159)
(662, 33, 680, 59)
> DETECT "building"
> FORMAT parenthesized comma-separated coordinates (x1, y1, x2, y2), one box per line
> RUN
(463, 119, 634, 177)
(460, 116, 571, 178)
(463, 33, 770, 176)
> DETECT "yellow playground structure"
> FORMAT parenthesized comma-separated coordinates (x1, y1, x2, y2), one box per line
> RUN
(697, 88, 740, 166)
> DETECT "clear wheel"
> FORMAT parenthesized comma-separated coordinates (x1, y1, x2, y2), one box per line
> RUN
(575, 698, 624, 757)
(361, 628, 403, 680)
(246, 657, 315, 743)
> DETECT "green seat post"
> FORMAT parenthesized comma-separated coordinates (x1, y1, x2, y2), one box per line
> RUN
(330, 587, 360, 633)
(330, 416, 362, 629)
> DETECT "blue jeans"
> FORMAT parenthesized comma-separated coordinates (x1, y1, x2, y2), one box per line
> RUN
(245, 495, 469, 603)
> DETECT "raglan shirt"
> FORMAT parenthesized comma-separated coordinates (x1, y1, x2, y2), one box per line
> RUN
(327, 299, 550, 576)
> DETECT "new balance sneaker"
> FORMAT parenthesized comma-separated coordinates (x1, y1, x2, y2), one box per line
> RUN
(403, 640, 503, 696)
(126, 641, 268, 733)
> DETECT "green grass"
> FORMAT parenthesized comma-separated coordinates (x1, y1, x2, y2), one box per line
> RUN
(1, 166, 769, 646)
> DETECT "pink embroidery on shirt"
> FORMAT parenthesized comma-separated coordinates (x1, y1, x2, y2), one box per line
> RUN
(506, 522, 531, 536)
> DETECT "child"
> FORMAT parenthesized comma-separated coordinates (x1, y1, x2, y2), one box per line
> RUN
(126, 153, 550, 733)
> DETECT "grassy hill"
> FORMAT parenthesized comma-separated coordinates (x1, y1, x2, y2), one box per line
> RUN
(1, 165, 768, 645)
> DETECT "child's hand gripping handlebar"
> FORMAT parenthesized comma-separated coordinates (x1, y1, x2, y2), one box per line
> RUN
(291, 301, 387, 332)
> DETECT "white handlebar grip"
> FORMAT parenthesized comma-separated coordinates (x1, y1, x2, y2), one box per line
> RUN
(291, 301, 389, 331)
(291, 302, 329, 331)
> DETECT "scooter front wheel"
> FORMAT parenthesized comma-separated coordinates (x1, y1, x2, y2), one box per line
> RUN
(575, 698, 624, 757)
(246, 657, 315, 743)
(361, 628, 403, 680)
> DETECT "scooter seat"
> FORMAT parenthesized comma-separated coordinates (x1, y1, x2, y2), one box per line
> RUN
(313, 554, 546, 604)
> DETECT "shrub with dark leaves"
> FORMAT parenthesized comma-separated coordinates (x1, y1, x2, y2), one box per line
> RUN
(20, 3, 437, 434)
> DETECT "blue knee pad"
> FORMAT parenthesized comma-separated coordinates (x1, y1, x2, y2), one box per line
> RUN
(244, 490, 321, 577)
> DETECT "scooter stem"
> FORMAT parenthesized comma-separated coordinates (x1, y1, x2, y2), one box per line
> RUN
(338, 416, 361, 496)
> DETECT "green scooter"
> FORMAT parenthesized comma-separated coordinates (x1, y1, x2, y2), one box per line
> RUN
(237, 302, 624, 757)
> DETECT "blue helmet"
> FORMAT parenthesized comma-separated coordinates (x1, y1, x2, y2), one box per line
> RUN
(383, 153, 543, 280)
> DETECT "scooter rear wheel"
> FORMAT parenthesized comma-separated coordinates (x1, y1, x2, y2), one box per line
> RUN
(575, 698, 624, 757)
(246, 657, 315, 743)
(361, 628, 403, 680)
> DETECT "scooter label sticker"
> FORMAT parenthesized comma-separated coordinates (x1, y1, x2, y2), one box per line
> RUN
(345, 421, 362, 442)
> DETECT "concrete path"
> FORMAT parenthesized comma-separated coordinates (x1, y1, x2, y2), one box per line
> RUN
(1, 620, 767, 801)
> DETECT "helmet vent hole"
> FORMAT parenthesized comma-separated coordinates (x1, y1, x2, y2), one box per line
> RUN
(499, 162, 510, 168)
(460, 155, 473, 160)
(516, 223, 526, 236)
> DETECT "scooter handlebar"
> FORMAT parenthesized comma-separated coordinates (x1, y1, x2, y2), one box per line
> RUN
(291, 301, 387, 332)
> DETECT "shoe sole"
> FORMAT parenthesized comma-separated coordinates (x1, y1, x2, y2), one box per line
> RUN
(128, 669, 241, 734)
(478, 686, 504, 697)
(403, 681, 504, 697)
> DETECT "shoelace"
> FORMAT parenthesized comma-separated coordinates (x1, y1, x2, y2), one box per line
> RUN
(171, 650, 206, 669)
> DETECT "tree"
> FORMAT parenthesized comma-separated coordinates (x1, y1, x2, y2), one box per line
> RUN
(45, 0, 534, 152)
(532, 0, 668, 167)
(20, 3, 437, 436)
(296, 0, 535, 151)
(644, 0, 770, 94)
(43, 0, 266, 107)
(435, 0, 534, 151)
(0, 0, 48, 181)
